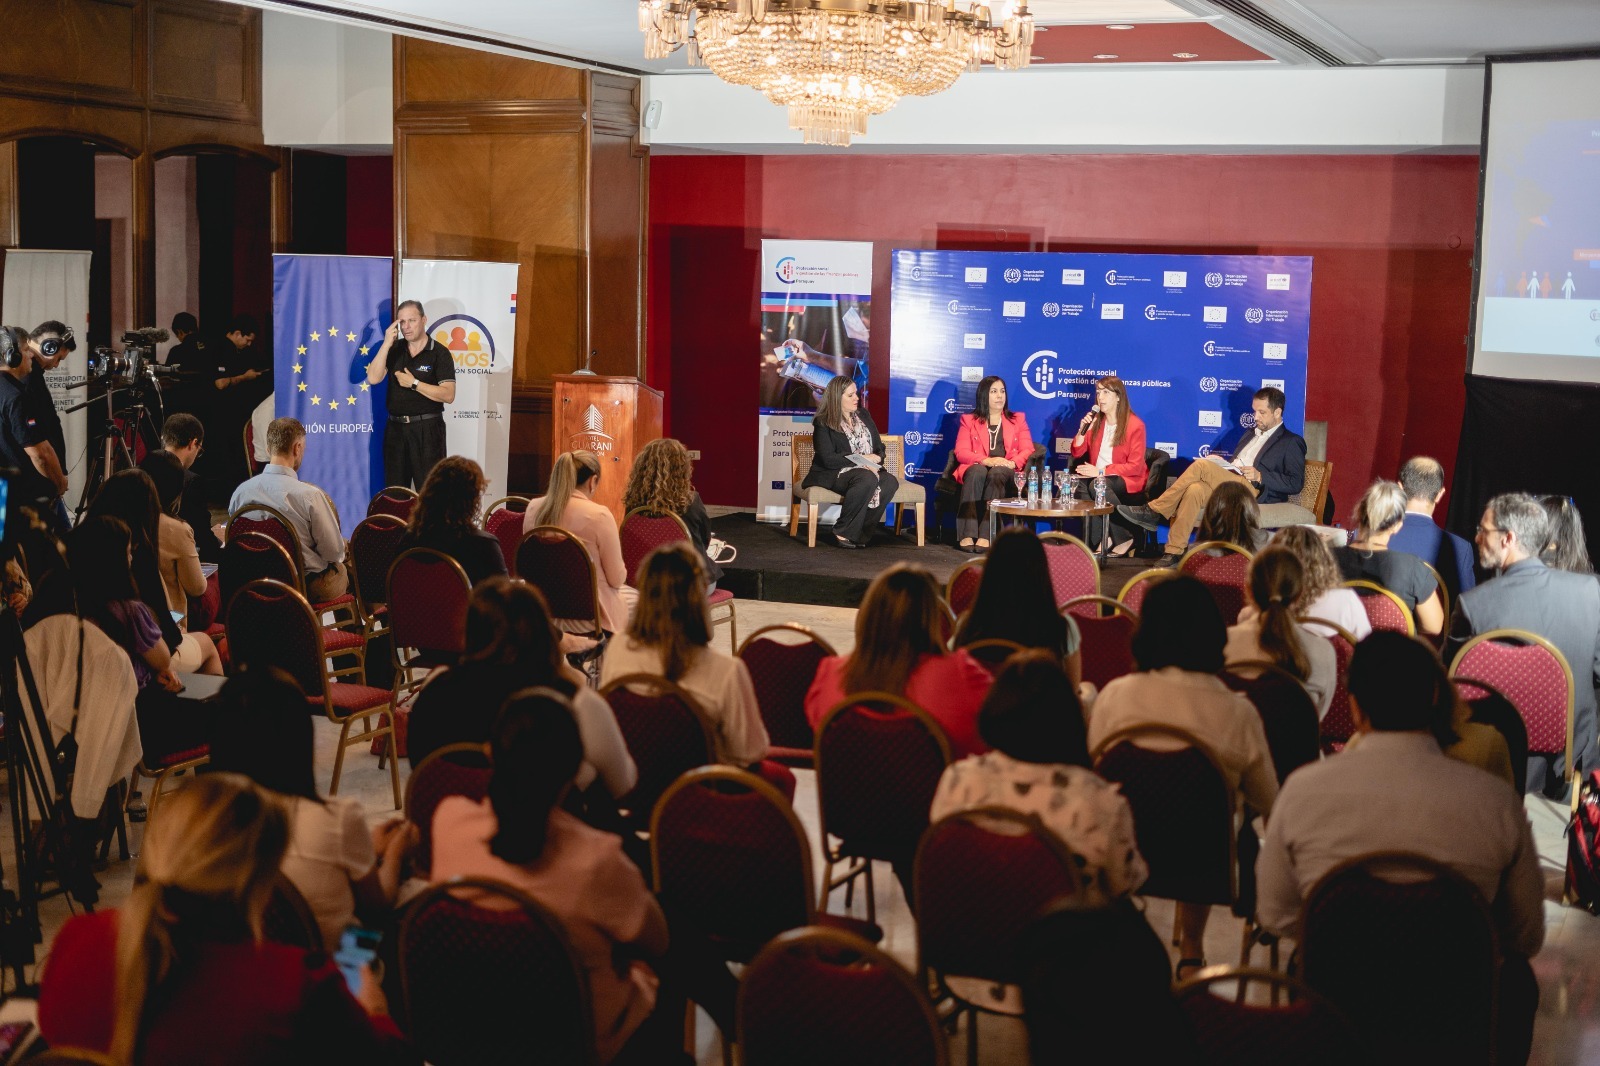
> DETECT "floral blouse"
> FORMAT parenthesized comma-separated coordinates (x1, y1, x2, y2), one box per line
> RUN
(929, 751, 1148, 907)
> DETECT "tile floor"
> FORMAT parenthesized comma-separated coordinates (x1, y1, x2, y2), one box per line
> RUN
(15, 597, 1600, 1065)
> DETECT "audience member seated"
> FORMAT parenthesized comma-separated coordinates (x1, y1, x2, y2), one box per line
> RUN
(1388, 456, 1476, 599)
(1540, 493, 1594, 575)
(1333, 479, 1445, 637)
(525, 449, 636, 633)
(407, 577, 636, 804)
(87, 468, 200, 668)
(1197, 479, 1270, 553)
(622, 437, 724, 589)
(143, 412, 222, 563)
(141, 450, 213, 639)
(210, 665, 416, 951)
(1227, 547, 1337, 717)
(600, 544, 780, 787)
(1087, 574, 1278, 977)
(951, 527, 1084, 690)
(1256, 631, 1543, 1066)
(1450, 492, 1600, 795)
(1269, 525, 1371, 640)
(430, 691, 712, 1064)
(805, 563, 993, 759)
(229, 417, 349, 602)
(38, 774, 415, 1064)
(398, 455, 507, 587)
(930, 650, 1147, 906)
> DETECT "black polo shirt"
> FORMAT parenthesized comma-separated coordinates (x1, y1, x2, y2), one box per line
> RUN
(0, 372, 55, 505)
(24, 364, 66, 463)
(384, 337, 456, 416)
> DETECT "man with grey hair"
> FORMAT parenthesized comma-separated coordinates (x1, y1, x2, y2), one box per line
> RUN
(1449, 492, 1600, 796)
(227, 416, 348, 601)
(1389, 456, 1476, 600)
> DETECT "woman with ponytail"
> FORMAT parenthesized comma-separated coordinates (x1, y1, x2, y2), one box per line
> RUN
(1225, 547, 1337, 718)
(38, 774, 412, 1064)
(524, 450, 636, 633)
(429, 691, 675, 1064)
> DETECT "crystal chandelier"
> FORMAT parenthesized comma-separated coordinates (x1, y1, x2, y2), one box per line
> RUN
(638, 1, 1034, 147)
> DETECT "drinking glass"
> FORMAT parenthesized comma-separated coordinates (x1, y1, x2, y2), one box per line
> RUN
(1013, 469, 1026, 501)
(1054, 469, 1069, 502)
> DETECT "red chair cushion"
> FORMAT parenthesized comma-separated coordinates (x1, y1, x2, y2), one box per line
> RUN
(320, 683, 391, 716)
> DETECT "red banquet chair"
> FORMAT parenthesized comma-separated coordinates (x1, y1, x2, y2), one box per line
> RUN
(961, 638, 1026, 675)
(482, 496, 530, 577)
(220, 531, 366, 683)
(399, 878, 597, 1066)
(1039, 532, 1100, 614)
(619, 507, 738, 650)
(348, 513, 408, 640)
(226, 578, 401, 808)
(367, 485, 419, 521)
(1342, 580, 1416, 636)
(517, 525, 605, 643)
(404, 742, 492, 876)
(945, 557, 985, 620)
(651, 767, 880, 968)
(739, 926, 949, 1066)
(1062, 596, 1137, 690)
(814, 693, 953, 925)
(1176, 966, 1368, 1066)
(737, 623, 838, 767)
(1221, 660, 1321, 786)
(1117, 567, 1174, 615)
(1450, 628, 1576, 794)
(600, 673, 717, 825)
(914, 808, 1082, 1065)
(1302, 618, 1357, 754)
(225, 502, 359, 630)
(263, 874, 325, 952)
(387, 547, 473, 704)
(1180, 541, 1253, 625)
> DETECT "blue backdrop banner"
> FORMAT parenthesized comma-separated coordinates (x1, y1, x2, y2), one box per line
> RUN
(888, 250, 1312, 486)
(271, 254, 393, 537)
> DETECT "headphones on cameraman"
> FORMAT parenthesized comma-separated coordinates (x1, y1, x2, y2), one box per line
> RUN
(0, 327, 27, 370)
(38, 327, 75, 358)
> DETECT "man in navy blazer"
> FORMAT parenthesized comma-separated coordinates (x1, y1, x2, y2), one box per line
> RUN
(1119, 387, 1305, 566)
(1449, 492, 1600, 797)
(1388, 456, 1477, 601)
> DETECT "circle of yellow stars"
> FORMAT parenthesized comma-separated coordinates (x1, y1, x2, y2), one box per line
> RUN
(294, 323, 371, 418)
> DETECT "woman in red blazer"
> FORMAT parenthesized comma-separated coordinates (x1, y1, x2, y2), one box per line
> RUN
(1070, 375, 1148, 557)
(952, 376, 1034, 552)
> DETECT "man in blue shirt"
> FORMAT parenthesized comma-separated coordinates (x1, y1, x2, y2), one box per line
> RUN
(1388, 456, 1476, 602)
(228, 417, 348, 602)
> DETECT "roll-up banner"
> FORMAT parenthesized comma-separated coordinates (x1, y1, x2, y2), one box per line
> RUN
(758, 239, 874, 522)
(888, 251, 1311, 492)
(2, 249, 92, 508)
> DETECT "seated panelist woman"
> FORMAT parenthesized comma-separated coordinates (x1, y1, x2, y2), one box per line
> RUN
(1069, 375, 1147, 558)
(803, 375, 899, 549)
(953, 376, 1034, 553)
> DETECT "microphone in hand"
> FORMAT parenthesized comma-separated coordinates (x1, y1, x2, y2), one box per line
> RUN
(1080, 404, 1101, 429)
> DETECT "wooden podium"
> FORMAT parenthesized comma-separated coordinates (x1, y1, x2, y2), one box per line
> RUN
(551, 375, 664, 522)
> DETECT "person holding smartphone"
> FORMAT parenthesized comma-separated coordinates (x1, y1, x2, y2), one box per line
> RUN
(368, 300, 457, 491)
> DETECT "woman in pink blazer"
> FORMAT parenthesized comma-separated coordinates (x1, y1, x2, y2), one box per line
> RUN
(1069, 375, 1148, 557)
(952, 376, 1034, 553)
(524, 450, 637, 633)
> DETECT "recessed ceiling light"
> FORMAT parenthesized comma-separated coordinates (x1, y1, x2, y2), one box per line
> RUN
(1172, 52, 1199, 58)
(1106, 24, 1135, 30)
(1093, 54, 1119, 60)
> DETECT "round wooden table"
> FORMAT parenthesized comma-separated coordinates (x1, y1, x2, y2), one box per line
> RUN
(988, 498, 1116, 549)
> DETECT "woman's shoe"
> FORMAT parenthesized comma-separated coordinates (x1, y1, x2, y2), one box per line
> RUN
(1108, 539, 1136, 558)
(834, 535, 860, 549)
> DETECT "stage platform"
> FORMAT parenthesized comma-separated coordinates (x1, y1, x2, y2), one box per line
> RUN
(712, 512, 1151, 608)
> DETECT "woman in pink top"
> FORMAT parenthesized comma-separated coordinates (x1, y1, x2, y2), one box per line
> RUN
(431, 690, 672, 1063)
(804, 563, 992, 757)
(524, 450, 636, 633)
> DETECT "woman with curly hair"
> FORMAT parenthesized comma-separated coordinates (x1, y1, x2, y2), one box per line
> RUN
(1266, 525, 1371, 640)
(400, 455, 507, 588)
(622, 437, 723, 587)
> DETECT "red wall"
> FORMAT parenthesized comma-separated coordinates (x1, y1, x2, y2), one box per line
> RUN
(345, 155, 395, 257)
(648, 153, 1481, 517)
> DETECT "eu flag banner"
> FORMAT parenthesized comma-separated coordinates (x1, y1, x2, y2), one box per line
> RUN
(272, 254, 393, 537)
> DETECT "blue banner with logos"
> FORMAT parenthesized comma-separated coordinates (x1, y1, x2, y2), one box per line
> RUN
(888, 251, 1312, 487)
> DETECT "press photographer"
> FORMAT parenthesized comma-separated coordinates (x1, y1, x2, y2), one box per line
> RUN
(27, 321, 76, 529)
(0, 327, 69, 532)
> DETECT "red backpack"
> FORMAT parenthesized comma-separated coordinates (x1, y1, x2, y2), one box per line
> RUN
(1565, 770, 1600, 913)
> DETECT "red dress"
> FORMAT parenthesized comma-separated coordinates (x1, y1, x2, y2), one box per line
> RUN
(804, 652, 993, 758)
(39, 910, 415, 1066)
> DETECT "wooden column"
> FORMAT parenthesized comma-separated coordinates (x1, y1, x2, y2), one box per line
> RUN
(393, 38, 648, 495)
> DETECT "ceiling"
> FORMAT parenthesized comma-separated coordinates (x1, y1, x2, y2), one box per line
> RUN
(250, 0, 1600, 73)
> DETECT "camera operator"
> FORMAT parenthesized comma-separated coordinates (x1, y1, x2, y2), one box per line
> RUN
(0, 327, 69, 529)
(27, 321, 75, 529)
(162, 311, 206, 415)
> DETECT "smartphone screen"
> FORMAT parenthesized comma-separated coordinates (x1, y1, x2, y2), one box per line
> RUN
(334, 925, 382, 995)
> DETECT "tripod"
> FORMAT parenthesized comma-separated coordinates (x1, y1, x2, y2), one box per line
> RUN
(66, 376, 165, 523)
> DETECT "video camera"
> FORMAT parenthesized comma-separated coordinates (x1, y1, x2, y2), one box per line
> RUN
(87, 327, 179, 387)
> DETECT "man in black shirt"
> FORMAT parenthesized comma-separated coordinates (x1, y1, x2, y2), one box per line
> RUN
(0, 327, 69, 522)
(25, 321, 74, 527)
(367, 299, 456, 489)
(162, 311, 209, 415)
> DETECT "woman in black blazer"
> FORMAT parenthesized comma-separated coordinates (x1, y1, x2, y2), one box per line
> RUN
(802, 375, 898, 548)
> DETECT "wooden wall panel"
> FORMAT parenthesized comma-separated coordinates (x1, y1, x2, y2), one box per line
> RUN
(0, 0, 140, 103)
(399, 38, 584, 104)
(149, 0, 256, 120)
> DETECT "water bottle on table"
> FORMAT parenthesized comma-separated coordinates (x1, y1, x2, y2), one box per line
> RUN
(1094, 474, 1107, 507)
(1027, 468, 1039, 507)
(1039, 462, 1052, 505)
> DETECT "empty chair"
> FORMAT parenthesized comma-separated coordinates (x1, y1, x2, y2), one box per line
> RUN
(482, 495, 530, 577)
(1063, 596, 1137, 689)
(347, 513, 408, 639)
(737, 623, 837, 766)
(386, 547, 473, 708)
(1450, 628, 1575, 795)
(1038, 531, 1099, 610)
(367, 485, 419, 521)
